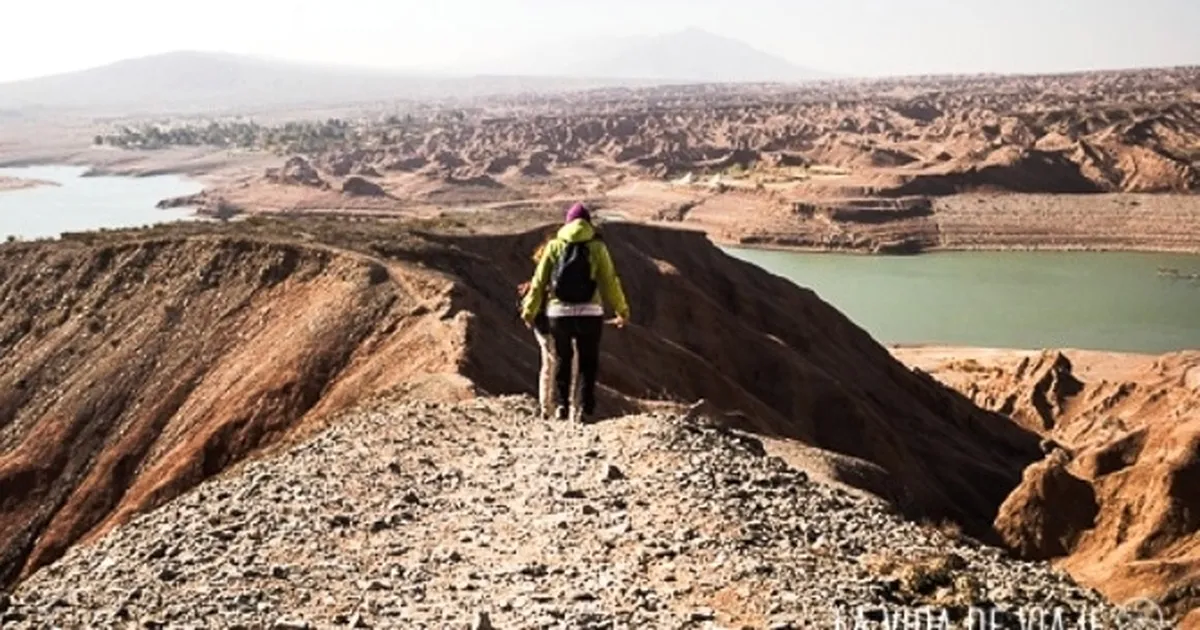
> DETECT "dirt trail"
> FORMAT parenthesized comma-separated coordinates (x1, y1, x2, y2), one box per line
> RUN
(3, 397, 1119, 629)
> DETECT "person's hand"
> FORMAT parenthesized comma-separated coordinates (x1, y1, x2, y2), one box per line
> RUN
(611, 315, 627, 329)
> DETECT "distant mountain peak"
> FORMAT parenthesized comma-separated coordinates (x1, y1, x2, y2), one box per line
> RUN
(564, 28, 825, 83)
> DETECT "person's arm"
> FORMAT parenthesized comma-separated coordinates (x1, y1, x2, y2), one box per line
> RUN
(594, 242, 630, 321)
(521, 241, 558, 322)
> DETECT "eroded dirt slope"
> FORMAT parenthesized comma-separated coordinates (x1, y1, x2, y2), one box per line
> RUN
(894, 347, 1200, 620)
(0, 231, 478, 588)
(0, 217, 1039, 590)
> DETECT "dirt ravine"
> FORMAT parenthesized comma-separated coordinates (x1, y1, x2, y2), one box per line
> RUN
(892, 345, 1200, 623)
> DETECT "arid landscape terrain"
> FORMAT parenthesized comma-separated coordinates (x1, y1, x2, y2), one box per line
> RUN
(6, 62, 1198, 253)
(893, 346, 1200, 625)
(1, 46, 1199, 628)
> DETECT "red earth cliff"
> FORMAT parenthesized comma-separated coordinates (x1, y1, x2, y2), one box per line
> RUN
(895, 347, 1200, 623)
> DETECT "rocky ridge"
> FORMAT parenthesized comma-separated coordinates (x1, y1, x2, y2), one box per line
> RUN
(2, 397, 1121, 629)
(0, 216, 1041, 595)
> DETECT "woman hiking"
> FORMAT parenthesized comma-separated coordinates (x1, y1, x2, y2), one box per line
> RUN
(520, 203, 630, 423)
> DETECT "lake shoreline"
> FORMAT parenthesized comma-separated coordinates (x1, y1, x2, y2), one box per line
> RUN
(637, 187, 1200, 257)
(4, 139, 1200, 257)
(0, 164, 205, 241)
(0, 175, 60, 193)
(717, 236, 1200, 257)
(0, 142, 275, 190)
(887, 344, 1164, 368)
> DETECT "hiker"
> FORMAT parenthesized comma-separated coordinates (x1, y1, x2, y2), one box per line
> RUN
(517, 232, 566, 419)
(520, 203, 630, 422)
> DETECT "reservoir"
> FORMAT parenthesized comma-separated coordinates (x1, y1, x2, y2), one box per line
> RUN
(726, 247, 1200, 354)
(0, 164, 202, 240)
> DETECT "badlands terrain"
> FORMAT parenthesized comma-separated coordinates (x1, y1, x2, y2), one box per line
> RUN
(0, 61, 1199, 628)
(5, 64, 1197, 253)
(893, 346, 1200, 626)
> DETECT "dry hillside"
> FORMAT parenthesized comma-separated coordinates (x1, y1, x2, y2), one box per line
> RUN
(0, 216, 1042, 595)
(894, 347, 1200, 623)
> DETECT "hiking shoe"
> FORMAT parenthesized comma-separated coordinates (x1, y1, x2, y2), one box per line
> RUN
(555, 406, 569, 421)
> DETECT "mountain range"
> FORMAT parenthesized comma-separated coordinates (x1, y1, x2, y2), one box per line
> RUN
(0, 29, 826, 116)
(480, 27, 827, 83)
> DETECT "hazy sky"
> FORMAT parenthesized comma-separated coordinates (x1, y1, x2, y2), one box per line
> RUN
(3, 0, 1198, 82)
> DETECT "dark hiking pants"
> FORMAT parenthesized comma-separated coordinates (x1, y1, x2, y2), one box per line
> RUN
(548, 315, 603, 414)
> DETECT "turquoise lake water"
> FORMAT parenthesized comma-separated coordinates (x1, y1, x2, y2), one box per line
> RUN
(0, 164, 202, 240)
(725, 247, 1200, 354)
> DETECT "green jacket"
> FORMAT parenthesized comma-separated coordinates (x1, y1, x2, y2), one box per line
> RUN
(521, 220, 630, 322)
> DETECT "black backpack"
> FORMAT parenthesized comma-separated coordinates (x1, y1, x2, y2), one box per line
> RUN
(552, 240, 598, 304)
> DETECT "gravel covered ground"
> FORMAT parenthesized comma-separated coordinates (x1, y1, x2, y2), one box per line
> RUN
(2, 396, 1127, 629)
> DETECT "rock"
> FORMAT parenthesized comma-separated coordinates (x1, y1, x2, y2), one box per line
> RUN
(147, 542, 168, 560)
(603, 464, 626, 482)
(272, 619, 310, 630)
(994, 452, 1099, 560)
(269, 156, 328, 189)
(519, 563, 549, 578)
(473, 610, 495, 630)
(341, 176, 389, 197)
